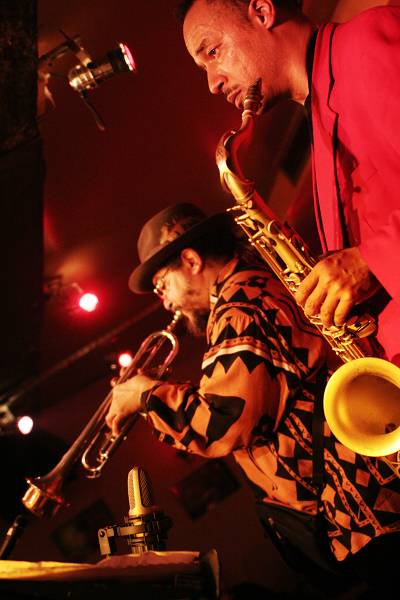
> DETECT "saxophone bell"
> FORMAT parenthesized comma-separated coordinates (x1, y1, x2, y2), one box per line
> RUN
(323, 357, 400, 475)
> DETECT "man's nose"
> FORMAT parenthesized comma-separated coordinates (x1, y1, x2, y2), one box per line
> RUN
(207, 68, 225, 95)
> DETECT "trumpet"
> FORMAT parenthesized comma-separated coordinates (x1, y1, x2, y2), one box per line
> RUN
(22, 311, 181, 518)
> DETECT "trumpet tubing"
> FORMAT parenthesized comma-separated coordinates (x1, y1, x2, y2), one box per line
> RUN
(81, 319, 181, 479)
(216, 80, 400, 475)
(22, 311, 181, 517)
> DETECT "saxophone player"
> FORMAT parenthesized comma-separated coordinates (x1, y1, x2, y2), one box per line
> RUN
(178, 0, 400, 368)
(106, 202, 400, 596)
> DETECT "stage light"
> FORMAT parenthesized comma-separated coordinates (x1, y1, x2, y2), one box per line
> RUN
(68, 43, 136, 93)
(0, 406, 34, 436)
(44, 277, 99, 313)
(117, 352, 134, 369)
(17, 416, 34, 435)
(78, 292, 99, 313)
(38, 32, 137, 130)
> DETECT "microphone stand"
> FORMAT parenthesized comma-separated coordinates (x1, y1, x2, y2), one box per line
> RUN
(0, 514, 30, 560)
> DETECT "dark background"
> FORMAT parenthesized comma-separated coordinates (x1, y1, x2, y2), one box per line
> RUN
(0, 0, 395, 595)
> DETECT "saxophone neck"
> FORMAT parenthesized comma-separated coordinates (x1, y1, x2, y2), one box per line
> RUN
(216, 79, 262, 174)
(232, 78, 263, 153)
(216, 80, 268, 209)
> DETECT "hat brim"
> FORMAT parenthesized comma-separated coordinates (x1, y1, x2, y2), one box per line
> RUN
(129, 212, 232, 293)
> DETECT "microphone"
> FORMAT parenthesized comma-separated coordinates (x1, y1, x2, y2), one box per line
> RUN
(125, 466, 172, 554)
(98, 466, 172, 556)
(128, 466, 158, 517)
(68, 42, 135, 93)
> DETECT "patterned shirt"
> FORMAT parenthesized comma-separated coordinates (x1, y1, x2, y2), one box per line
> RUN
(141, 258, 400, 561)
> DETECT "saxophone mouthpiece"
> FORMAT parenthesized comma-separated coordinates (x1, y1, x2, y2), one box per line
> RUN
(243, 79, 263, 115)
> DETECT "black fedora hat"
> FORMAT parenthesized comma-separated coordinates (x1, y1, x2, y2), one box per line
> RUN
(128, 203, 232, 293)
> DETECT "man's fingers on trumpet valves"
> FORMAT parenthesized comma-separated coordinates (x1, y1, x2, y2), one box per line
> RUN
(105, 373, 160, 436)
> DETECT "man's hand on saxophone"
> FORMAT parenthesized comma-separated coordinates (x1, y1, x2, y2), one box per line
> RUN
(295, 247, 381, 328)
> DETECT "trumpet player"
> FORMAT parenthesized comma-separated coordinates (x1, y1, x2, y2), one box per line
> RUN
(106, 202, 400, 596)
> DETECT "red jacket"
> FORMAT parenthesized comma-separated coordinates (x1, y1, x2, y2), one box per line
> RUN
(310, 7, 400, 364)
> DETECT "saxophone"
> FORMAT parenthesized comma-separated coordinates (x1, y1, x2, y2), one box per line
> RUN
(215, 79, 400, 475)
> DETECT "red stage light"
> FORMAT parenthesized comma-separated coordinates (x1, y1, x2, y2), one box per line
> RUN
(78, 292, 99, 312)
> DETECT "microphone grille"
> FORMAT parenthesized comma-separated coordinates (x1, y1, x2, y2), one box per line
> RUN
(127, 466, 155, 516)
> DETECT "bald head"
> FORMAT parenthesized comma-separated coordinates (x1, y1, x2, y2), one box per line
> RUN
(176, 0, 303, 24)
(182, 0, 312, 110)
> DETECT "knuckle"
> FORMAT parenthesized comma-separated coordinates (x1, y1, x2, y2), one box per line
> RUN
(320, 304, 332, 319)
(341, 289, 354, 303)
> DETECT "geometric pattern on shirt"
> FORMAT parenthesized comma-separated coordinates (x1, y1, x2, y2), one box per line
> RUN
(144, 260, 400, 562)
(234, 385, 400, 561)
(214, 267, 400, 560)
(213, 273, 313, 371)
(146, 386, 195, 432)
(262, 399, 400, 560)
(203, 393, 245, 447)
(204, 299, 310, 388)
(146, 388, 245, 448)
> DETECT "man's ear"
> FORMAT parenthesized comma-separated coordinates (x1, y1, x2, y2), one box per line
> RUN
(180, 248, 203, 274)
(248, 0, 276, 29)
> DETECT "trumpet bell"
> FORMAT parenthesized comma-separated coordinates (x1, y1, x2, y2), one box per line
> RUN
(22, 478, 65, 518)
(324, 357, 400, 457)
